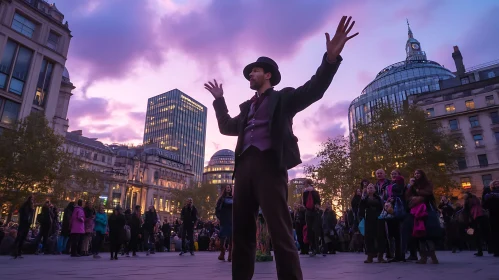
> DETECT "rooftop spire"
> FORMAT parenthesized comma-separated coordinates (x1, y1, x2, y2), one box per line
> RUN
(407, 19, 413, 38)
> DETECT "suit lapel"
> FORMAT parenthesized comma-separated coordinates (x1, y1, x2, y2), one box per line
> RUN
(267, 90, 279, 131)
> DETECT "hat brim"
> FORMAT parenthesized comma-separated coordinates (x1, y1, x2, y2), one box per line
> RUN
(243, 62, 281, 86)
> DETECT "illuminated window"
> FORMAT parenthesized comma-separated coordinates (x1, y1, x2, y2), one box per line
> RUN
(473, 134, 483, 147)
(486, 95, 495, 106)
(460, 177, 471, 189)
(465, 100, 475, 110)
(426, 108, 434, 117)
(445, 104, 455, 113)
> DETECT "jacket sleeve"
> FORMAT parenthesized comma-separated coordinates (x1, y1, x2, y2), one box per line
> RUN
(212, 97, 241, 136)
(78, 209, 84, 222)
(285, 53, 342, 116)
(215, 198, 222, 219)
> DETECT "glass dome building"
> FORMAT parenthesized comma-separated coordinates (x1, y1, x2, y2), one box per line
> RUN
(203, 149, 235, 191)
(348, 23, 456, 132)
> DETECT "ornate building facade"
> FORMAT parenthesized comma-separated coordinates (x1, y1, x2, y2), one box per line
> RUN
(0, 0, 73, 135)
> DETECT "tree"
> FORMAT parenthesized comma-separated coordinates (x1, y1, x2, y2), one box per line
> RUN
(170, 183, 219, 220)
(304, 136, 356, 214)
(287, 181, 302, 207)
(0, 113, 66, 221)
(350, 105, 464, 196)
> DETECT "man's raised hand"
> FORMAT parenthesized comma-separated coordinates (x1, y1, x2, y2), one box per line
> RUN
(325, 16, 359, 62)
(204, 79, 224, 99)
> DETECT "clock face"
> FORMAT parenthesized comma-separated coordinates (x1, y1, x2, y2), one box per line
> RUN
(412, 44, 420, 50)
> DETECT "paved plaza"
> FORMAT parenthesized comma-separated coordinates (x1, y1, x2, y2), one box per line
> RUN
(0, 251, 497, 280)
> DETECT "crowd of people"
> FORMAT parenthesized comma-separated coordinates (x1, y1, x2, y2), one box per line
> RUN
(1, 169, 498, 266)
(290, 169, 499, 264)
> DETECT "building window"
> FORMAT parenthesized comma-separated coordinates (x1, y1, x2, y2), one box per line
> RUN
(11, 13, 36, 38)
(461, 77, 470, 85)
(101, 155, 105, 163)
(461, 177, 471, 189)
(482, 174, 493, 189)
(478, 154, 488, 167)
(93, 153, 98, 160)
(488, 71, 496, 79)
(457, 157, 467, 170)
(426, 108, 434, 117)
(486, 95, 495, 106)
(47, 31, 60, 50)
(449, 119, 459, 130)
(445, 104, 455, 113)
(33, 58, 54, 107)
(0, 40, 34, 95)
(469, 116, 479, 127)
(490, 112, 499, 124)
(465, 100, 475, 110)
(0, 99, 21, 125)
(473, 134, 483, 147)
(495, 132, 499, 143)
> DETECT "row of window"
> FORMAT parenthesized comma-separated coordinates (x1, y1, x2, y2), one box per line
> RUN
(457, 154, 489, 170)
(0, 97, 21, 126)
(460, 174, 492, 189)
(426, 95, 495, 117)
(12, 12, 61, 51)
(443, 111, 499, 131)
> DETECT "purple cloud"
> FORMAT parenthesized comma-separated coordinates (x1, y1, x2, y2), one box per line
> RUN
(55, 0, 162, 87)
(84, 126, 142, 143)
(314, 122, 347, 142)
(68, 97, 110, 122)
(159, 0, 345, 73)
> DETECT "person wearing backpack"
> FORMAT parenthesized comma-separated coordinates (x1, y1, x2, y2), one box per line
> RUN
(302, 179, 321, 256)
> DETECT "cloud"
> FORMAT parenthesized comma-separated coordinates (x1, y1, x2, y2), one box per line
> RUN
(313, 122, 347, 142)
(55, 0, 163, 88)
(159, 0, 343, 73)
(67, 97, 110, 122)
(84, 126, 143, 143)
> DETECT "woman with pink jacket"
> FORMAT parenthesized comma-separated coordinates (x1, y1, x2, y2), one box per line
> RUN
(70, 199, 85, 257)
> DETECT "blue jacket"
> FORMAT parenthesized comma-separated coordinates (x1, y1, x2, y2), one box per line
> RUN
(94, 212, 108, 234)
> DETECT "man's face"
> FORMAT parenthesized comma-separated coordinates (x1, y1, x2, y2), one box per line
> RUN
(187, 199, 193, 206)
(249, 67, 270, 90)
(376, 170, 385, 180)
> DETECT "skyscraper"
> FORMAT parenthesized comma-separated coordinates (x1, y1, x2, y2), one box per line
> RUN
(143, 89, 207, 182)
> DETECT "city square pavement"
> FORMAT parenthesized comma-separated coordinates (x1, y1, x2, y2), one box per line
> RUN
(0, 251, 497, 280)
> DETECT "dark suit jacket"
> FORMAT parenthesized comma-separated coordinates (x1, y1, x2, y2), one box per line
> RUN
(212, 53, 343, 173)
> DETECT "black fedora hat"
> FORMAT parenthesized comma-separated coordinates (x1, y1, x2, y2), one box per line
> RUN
(243, 57, 281, 86)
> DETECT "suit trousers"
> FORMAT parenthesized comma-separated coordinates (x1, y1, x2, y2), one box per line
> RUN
(232, 146, 302, 280)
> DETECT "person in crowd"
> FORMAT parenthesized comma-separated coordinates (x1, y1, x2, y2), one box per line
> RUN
(374, 169, 391, 198)
(215, 184, 234, 262)
(303, 179, 321, 257)
(180, 198, 198, 256)
(483, 180, 499, 257)
(322, 203, 337, 254)
(438, 196, 455, 251)
(406, 169, 439, 264)
(70, 199, 85, 257)
(34, 201, 52, 255)
(144, 205, 158, 256)
(386, 171, 406, 262)
(12, 195, 35, 259)
(92, 204, 107, 259)
(464, 191, 488, 257)
(359, 183, 386, 263)
(0, 229, 16, 255)
(294, 204, 307, 255)
(127, 205, 143, 257)
(0, 221, 4, 246)
(161, 219, 172, 252)
(108, 205, 126, 260)
(404, 177, 419, 261)
(58, 202, 74, 254)
(351, 187, 363, 226)
(82, 201, 95, 256)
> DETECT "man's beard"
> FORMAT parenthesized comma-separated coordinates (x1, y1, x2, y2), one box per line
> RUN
(250, 80, 262, 90)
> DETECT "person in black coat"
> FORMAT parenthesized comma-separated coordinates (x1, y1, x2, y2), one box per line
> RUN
(302, 179, 321, 256)
(180, 198, 198, 255)
(35, 201, 52, 254)
(483, 180, 499, 257)
(359, 184, 386, 263)
(161, 219, 171, 252)
(144, 206, 158, 255)
(322, 204, 337, 254)
(293, 204, 307, 254)
(12, 195, 35, 258)
(59, 202, 74, 254)
(108, 206, 126, 260)
(126, 205, 142, 256)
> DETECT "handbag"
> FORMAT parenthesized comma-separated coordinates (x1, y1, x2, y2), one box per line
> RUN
(358, 219, 365, 236)
(424, 204, 443, 239)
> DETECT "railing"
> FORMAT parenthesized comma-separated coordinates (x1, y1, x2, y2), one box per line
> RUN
(466, 59, 499, 73)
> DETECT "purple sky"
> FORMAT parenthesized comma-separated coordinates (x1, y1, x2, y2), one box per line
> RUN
(54, 0, 499, 179)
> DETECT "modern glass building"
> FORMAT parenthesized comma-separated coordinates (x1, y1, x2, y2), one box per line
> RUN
(348, 23, 456, 133)
(143, 89, 207, 182)
(203, 149, 235, 192)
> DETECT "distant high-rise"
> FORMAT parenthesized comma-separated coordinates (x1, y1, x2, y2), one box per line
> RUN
(143, 89, 207, 182)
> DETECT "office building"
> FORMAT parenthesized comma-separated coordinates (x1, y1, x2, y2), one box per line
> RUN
(203, 149, 235, 191)
(348, 22, 455, 133)
(409, 46, 499, 197)
(143, 89, 207, 182)
(0, 0, 73, 135)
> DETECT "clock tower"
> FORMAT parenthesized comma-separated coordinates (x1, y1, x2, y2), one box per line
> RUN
(405, 20, 427, 61)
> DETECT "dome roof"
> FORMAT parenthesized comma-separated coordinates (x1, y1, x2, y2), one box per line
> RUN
(208, 149, 235, 166)
(62, 67, 70, 82)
